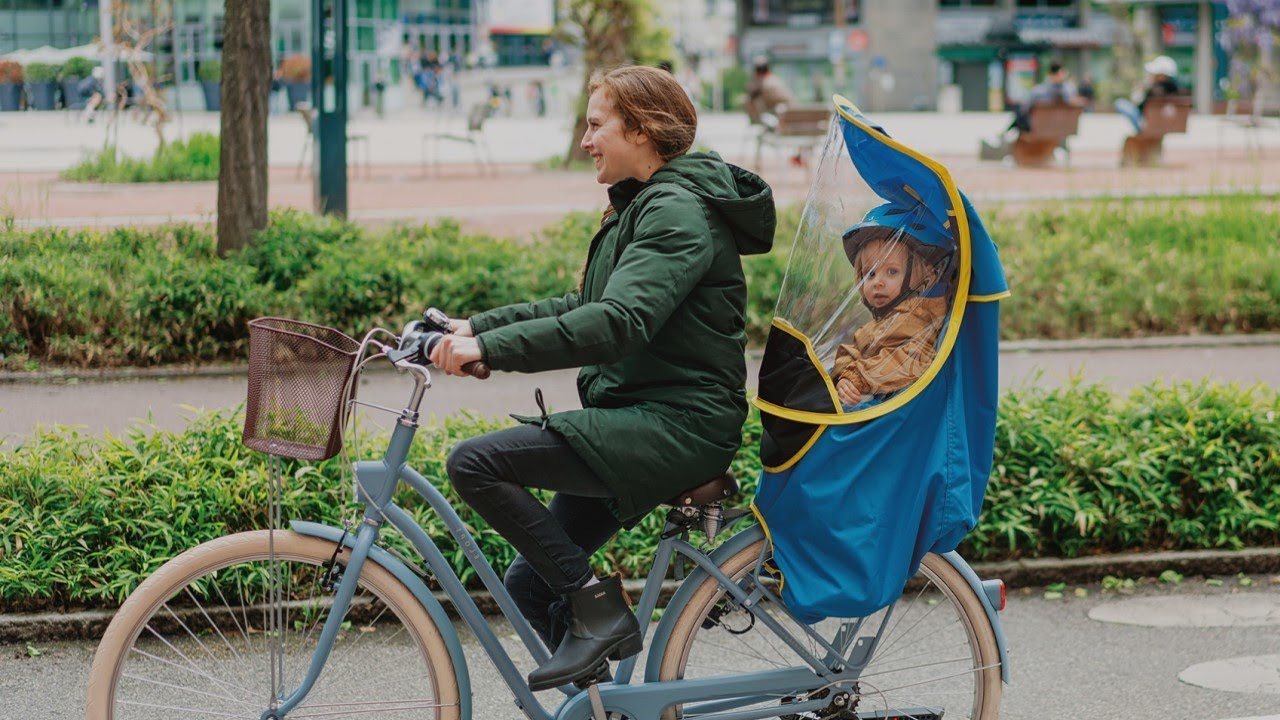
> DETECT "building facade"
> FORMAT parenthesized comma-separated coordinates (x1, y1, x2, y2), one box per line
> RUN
(1, 0, 554, 110)
(735, 0, 1228, 112)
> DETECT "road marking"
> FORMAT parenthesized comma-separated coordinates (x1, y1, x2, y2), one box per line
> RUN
(1088, 594, 1280, 627)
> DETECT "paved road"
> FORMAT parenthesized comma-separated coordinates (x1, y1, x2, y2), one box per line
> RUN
(3, 577, 1279, 720)
(2, 339, 1278, 443)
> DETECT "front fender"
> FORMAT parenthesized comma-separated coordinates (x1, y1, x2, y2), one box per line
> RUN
(290, 521, 473, 720)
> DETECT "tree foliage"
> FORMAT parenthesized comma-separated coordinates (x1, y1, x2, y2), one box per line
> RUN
(557, 0, 673, 163)
(1216, 0, 1280, 100)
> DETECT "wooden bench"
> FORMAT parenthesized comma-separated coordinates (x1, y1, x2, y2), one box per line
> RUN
(1121, 96, 1191, 166)
(1011, 102, 1083, 167)
(755, 104, 833, 170)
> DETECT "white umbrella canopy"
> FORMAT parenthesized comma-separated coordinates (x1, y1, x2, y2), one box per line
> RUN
(0, 43, 154, 65)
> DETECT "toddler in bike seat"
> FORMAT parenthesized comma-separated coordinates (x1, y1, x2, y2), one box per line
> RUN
(831, 203, 952, 407)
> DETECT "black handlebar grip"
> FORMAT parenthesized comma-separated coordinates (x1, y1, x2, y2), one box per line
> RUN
(461, 361, 491, 380)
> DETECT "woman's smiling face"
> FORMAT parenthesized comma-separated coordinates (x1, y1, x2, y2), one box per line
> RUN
(581, 89, 655, 186)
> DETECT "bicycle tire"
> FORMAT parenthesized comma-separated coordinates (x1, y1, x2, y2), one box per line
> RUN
(656, 540, 1001, 719)
(86, 530, 460, 720)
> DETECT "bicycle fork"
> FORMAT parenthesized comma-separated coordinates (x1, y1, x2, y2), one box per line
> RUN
(260, 518, 383, 720)
(260, 454, 403, 719)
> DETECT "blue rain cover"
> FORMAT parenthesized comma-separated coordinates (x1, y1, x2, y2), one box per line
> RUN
(753, 102, 1008, 624)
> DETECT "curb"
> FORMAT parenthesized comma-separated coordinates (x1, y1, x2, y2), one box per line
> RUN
(5, 547, 1279, 644)
(4, 333, 1278, 385)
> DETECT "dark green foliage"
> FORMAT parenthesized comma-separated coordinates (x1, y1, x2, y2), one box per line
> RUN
(995, 196, 1280, 338)
(2, 381, 1277, 612)
(60, 132, 220, 183)
(967, 380, 1280, 560)
(3, 196, 1280, 370)
(58, 57, 95, 80)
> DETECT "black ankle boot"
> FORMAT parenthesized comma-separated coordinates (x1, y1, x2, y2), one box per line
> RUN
(527, 574, 641, 691)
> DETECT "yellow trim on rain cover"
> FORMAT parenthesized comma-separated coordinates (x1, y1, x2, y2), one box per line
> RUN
(969, 291, 1011, 303)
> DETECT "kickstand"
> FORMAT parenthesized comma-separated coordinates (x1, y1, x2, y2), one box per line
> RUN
(586, 682, 608, 720)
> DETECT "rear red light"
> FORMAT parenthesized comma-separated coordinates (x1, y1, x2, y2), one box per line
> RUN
(998, 580, 1006, 611)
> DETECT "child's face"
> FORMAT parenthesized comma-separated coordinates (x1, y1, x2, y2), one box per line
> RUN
(859, 239, 909, 309)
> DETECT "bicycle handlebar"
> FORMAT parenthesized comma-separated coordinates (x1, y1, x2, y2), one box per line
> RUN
(387, 308, 491, 379)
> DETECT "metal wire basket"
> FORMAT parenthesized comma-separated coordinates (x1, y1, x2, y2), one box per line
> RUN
(243, 318, 360, 461)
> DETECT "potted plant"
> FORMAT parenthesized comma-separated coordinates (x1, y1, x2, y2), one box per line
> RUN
(278, 54, 311, 110)
(24, 62, 60, 110)
(0, 60, 22, 111)
(59, 57, 96, 109)
(197, 59, 221, 111)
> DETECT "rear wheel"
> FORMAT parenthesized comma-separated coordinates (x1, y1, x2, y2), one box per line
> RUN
(657, 540, 1001, 719)
(86, 530, 460, 720)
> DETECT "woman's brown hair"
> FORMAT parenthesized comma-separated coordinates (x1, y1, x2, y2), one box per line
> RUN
(588, 65, 697, 162)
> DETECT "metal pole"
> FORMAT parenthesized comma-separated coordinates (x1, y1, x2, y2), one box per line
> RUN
(1194, 0, 1213, 114)
(833, 0, 846, 95)
(312, 0, 348, 217)
(98, 0, 116, 109)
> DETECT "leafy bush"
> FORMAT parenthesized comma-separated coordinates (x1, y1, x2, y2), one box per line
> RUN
(0, 60, 23, 84)
(23, 62, 59, 83)
(59, 57, 95, 80)
(1, 380, 1275, 612)
(196, 59, 221, 82)
(60, 132, 220, 183)
(2, 196, 1279, 370)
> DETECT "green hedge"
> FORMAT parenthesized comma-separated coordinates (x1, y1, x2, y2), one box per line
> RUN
(2, 195, 1280, 371)
(59, 132, 220, 184)
(1, 380, 1277, 612)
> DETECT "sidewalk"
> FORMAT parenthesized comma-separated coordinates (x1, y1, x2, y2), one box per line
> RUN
(3, 108, 1278, 238)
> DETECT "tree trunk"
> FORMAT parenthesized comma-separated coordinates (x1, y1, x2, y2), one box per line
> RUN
(216, 0, 271, 257)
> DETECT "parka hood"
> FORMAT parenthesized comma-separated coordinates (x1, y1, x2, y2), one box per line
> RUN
(609, 152, 776, 256)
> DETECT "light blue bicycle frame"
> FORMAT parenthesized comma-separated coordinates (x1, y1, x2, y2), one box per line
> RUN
(267, 360, 1007, 720)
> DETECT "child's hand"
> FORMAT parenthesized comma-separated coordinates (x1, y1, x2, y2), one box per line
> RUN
(837, 378, 864, 405)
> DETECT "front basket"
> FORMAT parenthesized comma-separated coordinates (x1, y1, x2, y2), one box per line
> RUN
(243, 318, 360, 461)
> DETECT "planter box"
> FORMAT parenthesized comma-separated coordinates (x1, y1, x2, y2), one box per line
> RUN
(61, 77, 85, 109)
(0, 84, 21, 111)
(285, 81, 310, 109)
(201, 80, 221, 111)
(26, 81, 57, 110)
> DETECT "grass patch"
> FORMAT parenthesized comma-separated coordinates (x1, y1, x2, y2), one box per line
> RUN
(59, 132, 220, 183)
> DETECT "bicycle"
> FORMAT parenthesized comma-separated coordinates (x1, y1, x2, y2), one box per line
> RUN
(86, 312, 1010, 720)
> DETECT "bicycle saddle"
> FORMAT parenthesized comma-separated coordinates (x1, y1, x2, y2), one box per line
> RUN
(664, 472, 739, 507)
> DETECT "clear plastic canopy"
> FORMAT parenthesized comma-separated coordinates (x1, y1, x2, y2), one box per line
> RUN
(755, 96, 977, 466)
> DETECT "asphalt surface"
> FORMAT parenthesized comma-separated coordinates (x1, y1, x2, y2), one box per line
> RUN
(4, 335, 1280, 443)
(4, 575, 1280, 720)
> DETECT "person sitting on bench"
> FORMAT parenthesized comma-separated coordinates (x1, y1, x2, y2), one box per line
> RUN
(983, 61, 1081, 156)
(1114, 55, 1182, 132)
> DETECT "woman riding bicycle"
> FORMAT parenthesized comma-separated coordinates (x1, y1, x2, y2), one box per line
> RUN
(429, 64, 776, 691)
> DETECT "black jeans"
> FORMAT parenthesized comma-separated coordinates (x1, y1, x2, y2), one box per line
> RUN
(446, 423, 622, 647)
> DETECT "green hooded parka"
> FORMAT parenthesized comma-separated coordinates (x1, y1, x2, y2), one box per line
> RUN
(470, 153, 776, 523)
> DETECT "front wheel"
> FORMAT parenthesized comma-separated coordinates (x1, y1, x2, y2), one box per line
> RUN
(86, 530, 460, 720)
(657, 540, 1001, 719)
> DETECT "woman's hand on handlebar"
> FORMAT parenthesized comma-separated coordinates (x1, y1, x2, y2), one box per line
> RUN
(450, 318, 474, 337)
(429, 334, 483, 377)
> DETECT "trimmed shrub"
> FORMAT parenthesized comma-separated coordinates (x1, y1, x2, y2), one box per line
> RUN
(196, 59, 221, 82)
(2, 196, 1280, 370)
(1, 380, 1276, 612)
